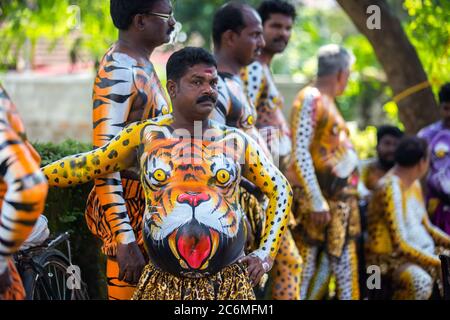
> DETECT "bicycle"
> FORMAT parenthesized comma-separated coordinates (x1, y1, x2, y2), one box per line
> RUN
(13, 232, 89, 300)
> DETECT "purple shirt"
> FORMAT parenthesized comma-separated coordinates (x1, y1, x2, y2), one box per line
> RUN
(418, 120, 450, 235)
(418, 120, 446, 143)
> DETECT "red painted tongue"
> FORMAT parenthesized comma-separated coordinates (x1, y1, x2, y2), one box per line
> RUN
(177, 231, 211, 269)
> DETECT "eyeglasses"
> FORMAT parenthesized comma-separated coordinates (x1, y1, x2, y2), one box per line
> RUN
(143, 11, 174, 21)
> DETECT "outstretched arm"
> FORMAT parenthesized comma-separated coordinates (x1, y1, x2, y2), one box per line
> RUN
(42, 121, 145, 187)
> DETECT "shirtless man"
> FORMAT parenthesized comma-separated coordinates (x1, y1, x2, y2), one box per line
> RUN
(42, 47, 292, 300)
(86, 0, 176, 299)
(0, 85, 48, 300)
(210, 2, 302, 299)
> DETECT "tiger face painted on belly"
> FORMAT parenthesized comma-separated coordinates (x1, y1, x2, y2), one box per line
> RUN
(140, 125, 247, 277)
(43, 114, 291, 280)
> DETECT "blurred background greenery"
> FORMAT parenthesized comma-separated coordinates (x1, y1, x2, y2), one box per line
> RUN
(1, 0, 449, 158)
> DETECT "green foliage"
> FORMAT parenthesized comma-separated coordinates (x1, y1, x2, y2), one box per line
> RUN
(383, 101, 405, 131)
(36, 139, 92, 165)
(403, 0, 450, 91)
(69, 0, 117, 61)
(33, 139, 107, 299)
(0, 0, 116, 68)
(0, 0, 78, 68)
(173, 0, 260, 49)
(349, 125, 377, 160)
(273, 5, 391, 124)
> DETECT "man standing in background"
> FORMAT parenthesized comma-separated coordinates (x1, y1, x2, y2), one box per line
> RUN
(287, 45, 360, 300)
(418, 83, 450, 235)
(241, 0, 302, 300)
(0, 85, 48, 300)
(85, 0, 176, 300)
(210, 2, 301, 299)
(360, 125, 404, 196)
(242, 0, 295, 172)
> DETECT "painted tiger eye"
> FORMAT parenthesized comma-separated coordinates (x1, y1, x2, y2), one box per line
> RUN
(153, 169, 167, 182)
(247, 116, 254, 126)
(216, 169, 230, 184)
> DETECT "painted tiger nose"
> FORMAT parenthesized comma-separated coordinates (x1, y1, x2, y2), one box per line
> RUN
(177, 192, 210, 208)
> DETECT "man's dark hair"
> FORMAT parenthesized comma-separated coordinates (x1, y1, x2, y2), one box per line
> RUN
(438, 82, 450, 104)
(166, 47, 217, 82)
(212, 2, 249, 48)
(257, 0, 297, 24)
(376, 125, 404, 143)
(395, 136, 428, 167)
(110, 0, 159, 30)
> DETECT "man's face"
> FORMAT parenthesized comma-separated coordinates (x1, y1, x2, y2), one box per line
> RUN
(335, 68, 350, 96)
(170, 64, 219, 121)
(377, 134, 401, 169)
(233, 8, 266, 66)
(441, 102, 450, 125)
(142, 0, 177, 46)
(262, 13, 293, 54)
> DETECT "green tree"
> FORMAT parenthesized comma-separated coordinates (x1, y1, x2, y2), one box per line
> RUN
(0, 0, 78, 69)
(403, 0, 450, 92)
(173, 0, 259, 49)
(337, 0, 448, 133)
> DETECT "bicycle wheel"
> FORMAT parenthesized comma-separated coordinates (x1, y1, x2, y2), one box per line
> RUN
(24, 249, 89, 300)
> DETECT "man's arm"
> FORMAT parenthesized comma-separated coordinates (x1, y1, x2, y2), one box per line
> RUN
(384, 178, 440, 268)
(92, 55, 148, 246)
(422, 213, 450, 248)
(43, 121, 146, 188)
(241, 132, 293, 268)
(291, 90, 329, 214)
(1, 86, 41, 165)
(242, 62, 266, 106)
(0, 126, 48, 276)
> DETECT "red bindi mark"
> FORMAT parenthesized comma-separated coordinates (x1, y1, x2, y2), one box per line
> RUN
(204, 68, 214, 75)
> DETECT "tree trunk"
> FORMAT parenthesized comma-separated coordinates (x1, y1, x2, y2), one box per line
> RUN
(337, 0, 439, 134)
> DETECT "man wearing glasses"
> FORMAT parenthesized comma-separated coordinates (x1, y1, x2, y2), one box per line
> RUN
(85, 0, 176, 300)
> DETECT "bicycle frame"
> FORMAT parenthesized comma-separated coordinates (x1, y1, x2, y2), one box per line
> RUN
(14, 232, 76, 300)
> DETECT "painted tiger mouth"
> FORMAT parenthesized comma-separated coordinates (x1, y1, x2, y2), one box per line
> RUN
(168, 221, 220, 271)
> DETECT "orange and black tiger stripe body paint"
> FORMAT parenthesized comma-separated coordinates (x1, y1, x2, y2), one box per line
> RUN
(0, 85, 48, 300)
(86, 46, 170, 300)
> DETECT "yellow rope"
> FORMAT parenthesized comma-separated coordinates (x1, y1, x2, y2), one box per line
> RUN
(392, 80, 431, 103)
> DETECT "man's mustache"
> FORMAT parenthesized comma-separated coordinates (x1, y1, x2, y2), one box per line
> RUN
(196, 95, 217, 104)
(273, 37, 288, 45)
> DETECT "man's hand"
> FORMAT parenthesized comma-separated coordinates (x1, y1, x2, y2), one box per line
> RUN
(239, 255, 272, 287)
(116, 241, 146, 285)
(0, 268, 12, 296)
(311, 210, 331, 227)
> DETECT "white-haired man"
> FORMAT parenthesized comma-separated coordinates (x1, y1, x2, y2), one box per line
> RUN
(286, 44, 361, 300)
